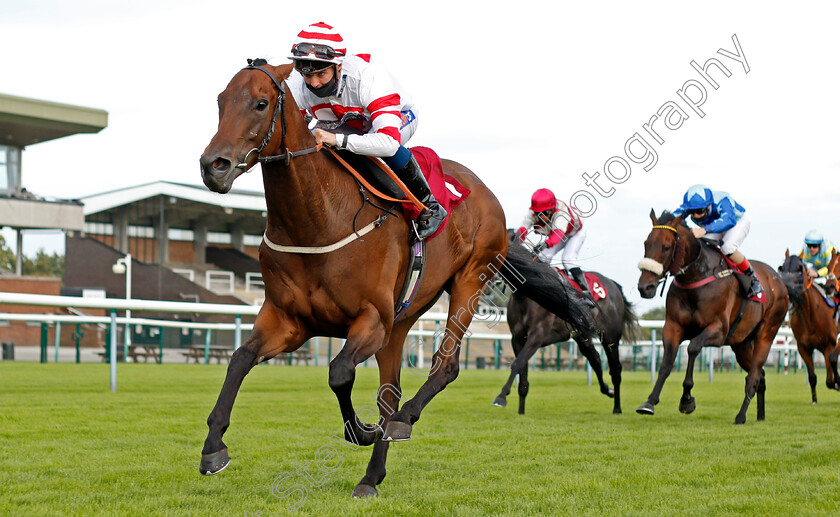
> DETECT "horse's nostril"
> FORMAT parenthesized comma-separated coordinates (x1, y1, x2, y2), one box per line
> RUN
(212, 158, 230, 172)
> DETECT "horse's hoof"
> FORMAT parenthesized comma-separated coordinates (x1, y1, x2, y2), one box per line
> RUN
(679, 397, 696, 414)
(200, 448, 230, 475)
(635, 402, 655, 415)
(602, 387, 615, 399)
(613, 407, 622, 415)
(382, 421, 412, 442)
(492, 397, 507, 408)
(351, 483, 378, 498)
(734, 415, 746, 425)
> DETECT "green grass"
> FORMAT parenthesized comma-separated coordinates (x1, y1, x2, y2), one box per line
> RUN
(1, 362, 839, 516)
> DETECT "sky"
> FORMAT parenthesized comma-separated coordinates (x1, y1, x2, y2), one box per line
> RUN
(2, 1, 839, 314)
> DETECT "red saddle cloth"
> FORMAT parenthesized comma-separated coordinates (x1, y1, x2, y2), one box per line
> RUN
(556, 269, 608, 302)
(401, 146, 470, 240)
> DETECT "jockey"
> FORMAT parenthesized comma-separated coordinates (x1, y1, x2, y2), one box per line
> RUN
(516, 188, 590, 295)
(799, 230, 836, 278)
(286, 22, 446, 240)
(674, 184, 763, 298)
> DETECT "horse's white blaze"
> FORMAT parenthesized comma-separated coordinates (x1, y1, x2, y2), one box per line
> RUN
(638, 258, 664, 276)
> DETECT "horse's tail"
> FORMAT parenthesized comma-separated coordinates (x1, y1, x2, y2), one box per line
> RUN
(779, 272, 804, 313)
(501, 243, 594, 339)
(617, 285, 641, 344)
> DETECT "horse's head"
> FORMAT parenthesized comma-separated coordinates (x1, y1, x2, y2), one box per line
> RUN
(637, 209, 687, 298)
(825, 248, 839, 297)
(778, 249, 806, 276)
(200, 59, 297, 193)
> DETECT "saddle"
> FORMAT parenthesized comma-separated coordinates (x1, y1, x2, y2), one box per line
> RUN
(555, 269, 608, 302)
(695, 239, 765, 303)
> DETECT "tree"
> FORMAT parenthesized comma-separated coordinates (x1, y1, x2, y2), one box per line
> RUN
(640, 306, 666, 341)
(0, 236, 64, 277)
(0, 235, 14, 272)
(23, 248, 64, 278)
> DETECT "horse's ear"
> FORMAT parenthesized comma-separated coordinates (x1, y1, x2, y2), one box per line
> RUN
(276, 63, 295, 80)
(649, 209, 657, 225)
(785, 248, 790, 259)
(673, 213, 685, 227)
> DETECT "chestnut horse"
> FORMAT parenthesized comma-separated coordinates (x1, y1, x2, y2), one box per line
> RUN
(778, 251, 840, 402)
(636, 210, 788, 424)
(197, 60, 594, 497)
(493, 233, 640, 414)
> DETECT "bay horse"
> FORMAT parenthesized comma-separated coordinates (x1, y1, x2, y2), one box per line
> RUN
(493, 233, 640, 414)
(779, 250, 840, 402)
(197, 59, 594, 497)
(636, 210, 788, 424)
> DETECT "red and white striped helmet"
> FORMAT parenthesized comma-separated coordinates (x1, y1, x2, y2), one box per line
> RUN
(288, 22, 346, 66)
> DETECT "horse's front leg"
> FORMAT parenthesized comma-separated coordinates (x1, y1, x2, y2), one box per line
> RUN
(636, 321, 684, 416)
(329, 306, 387, 448)
(201, 307, 302, 475)
(352, 323, 408, 498)
(495, 336, 540, 414)
(679, 324, 724, 414)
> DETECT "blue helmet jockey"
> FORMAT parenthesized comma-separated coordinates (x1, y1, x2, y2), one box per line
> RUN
(682, 184, 713, 211)
(804, 230, 824, 246)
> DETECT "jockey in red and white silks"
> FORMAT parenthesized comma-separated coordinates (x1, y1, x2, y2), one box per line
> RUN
(286, 21, 445, 240)
(517, 188, 590, 294)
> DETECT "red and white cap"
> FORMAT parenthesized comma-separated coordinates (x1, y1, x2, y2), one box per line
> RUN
(530, 188, 557, 212)
(288, 22, 346, 65)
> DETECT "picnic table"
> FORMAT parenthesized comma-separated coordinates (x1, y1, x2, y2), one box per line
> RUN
(98, 344, 162, 363)
(181, 345, 234, 364)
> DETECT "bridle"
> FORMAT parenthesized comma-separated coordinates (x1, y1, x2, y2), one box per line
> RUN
(235, 62, 322, 169)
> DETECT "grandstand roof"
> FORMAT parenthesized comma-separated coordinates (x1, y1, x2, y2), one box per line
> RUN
(0, 93, 107, 147)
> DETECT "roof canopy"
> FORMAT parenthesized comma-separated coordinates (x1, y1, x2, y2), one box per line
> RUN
(0, 93, 108, 147)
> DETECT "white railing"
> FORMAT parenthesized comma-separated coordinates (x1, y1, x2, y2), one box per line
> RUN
(244, 272, 264, 293)
(0, 291, 806, 391)
(205, 270, 235, 293)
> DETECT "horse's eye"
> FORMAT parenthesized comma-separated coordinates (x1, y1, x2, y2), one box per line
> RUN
(256, 99, 269, 111)
(663, 245, 671, 252)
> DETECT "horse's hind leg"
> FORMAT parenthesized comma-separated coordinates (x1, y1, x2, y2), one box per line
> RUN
(799, 345, 818, 404)
(603, 341, 623, 414)
(201, 308, 300, 475)
(756, 368, 766, 421)
(494, 336, 540, 414)
(493, 332, 527, 408)
(352, 325, 407, 498)
(575, 335, 613, 399)
(821, 346, 839, 391)
(828, 343, 840, 390)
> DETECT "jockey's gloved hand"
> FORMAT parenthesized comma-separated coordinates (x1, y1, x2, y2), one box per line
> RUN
(532, 242, 547, 255)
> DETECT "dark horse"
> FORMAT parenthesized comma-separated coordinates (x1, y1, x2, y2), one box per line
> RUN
(636, 210, 788, 424)
(197, 60, 594, 497)
(779, 250, 840, 402)
(492, 233, 640, 414)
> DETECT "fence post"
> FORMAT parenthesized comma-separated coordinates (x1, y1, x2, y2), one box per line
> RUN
(204, 329, 211, 365)
(54, 321, 61, 363)
(463, 337, 470, 370)
(234, 315, 242, 350)
(556, 343, 561, 371)
(73, 323, 83, 364)
(708, 347, 714, 383)
(158, 326, 164, 363)
(40, 322, 48, 363)
(650, 328, 657, 383)
(110, 310, 117, 393)
(494, 340, 500, 369)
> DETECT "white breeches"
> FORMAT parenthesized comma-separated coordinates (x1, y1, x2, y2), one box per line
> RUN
(706, 215, 750, 255)
(540, 226, 587, 269)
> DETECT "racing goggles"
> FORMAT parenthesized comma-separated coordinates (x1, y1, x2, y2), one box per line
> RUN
(290, 43, 345, 60)
(686, 208, 708, 216)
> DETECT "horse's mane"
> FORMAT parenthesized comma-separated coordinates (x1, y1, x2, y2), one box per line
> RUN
(656, 210, 688, 227)
(779, 257, 806, 312)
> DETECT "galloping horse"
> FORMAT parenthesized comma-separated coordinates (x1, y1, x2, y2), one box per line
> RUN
(197, 60, 594, 497)
(493, 233, 639, 414)
(778, 251, 840, 402)
(636, 210, 788, 423)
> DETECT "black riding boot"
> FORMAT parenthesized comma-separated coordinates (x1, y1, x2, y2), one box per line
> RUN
(569, 267, 592, 296)
(743, 265, 764, 298)
(396, 156, 447, 240)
